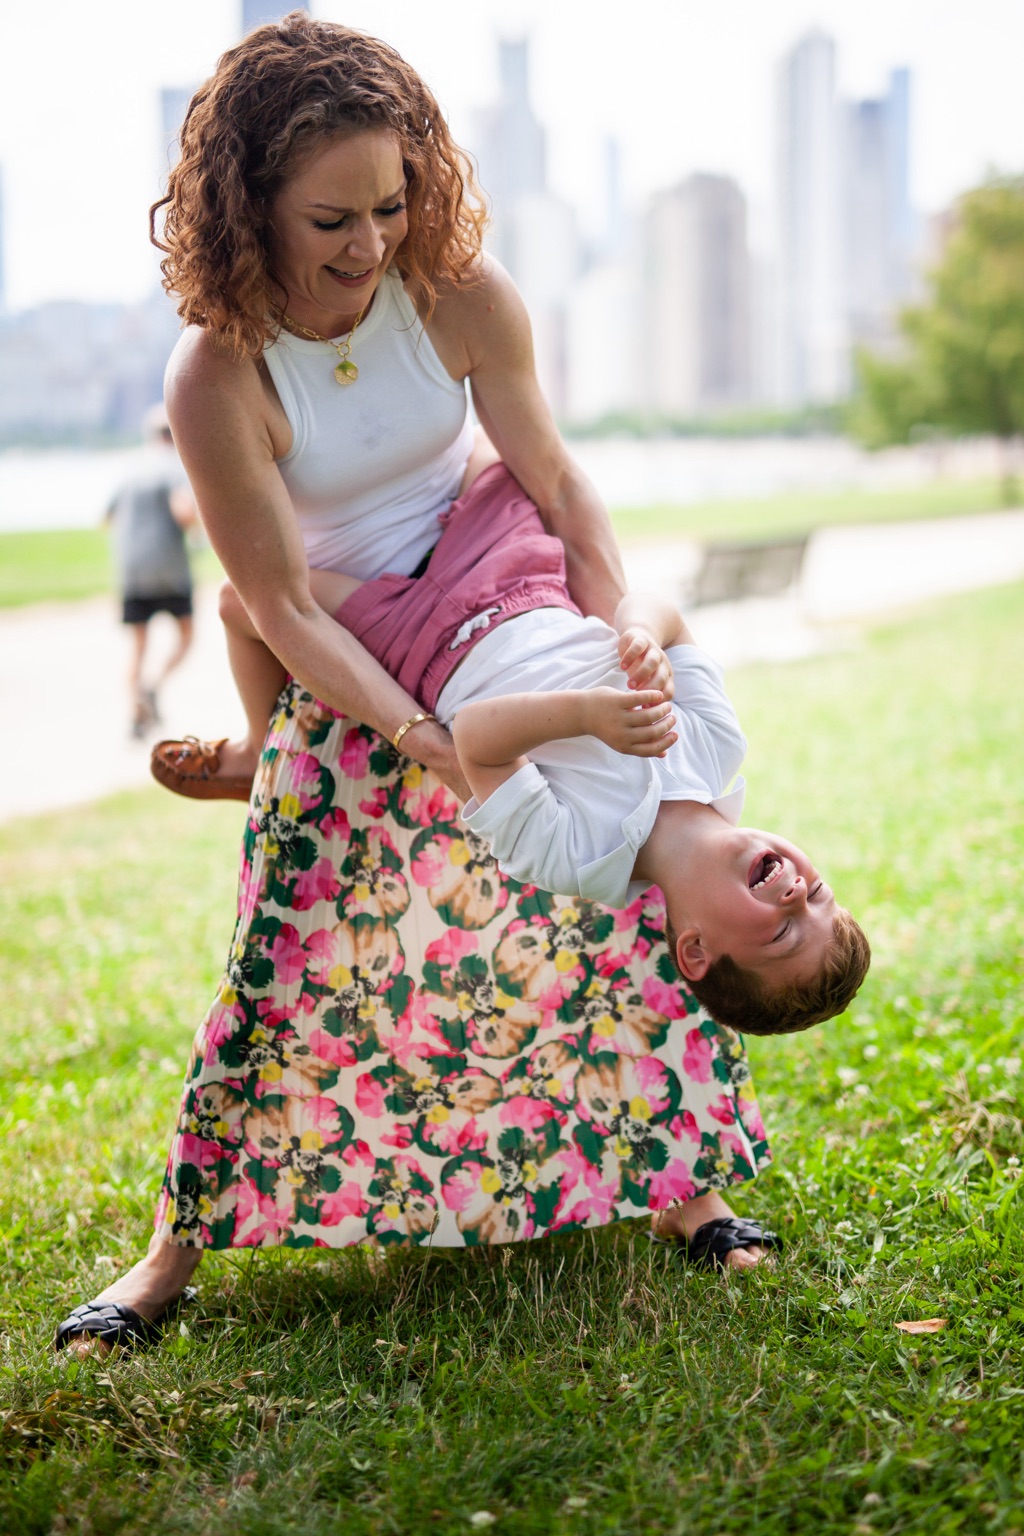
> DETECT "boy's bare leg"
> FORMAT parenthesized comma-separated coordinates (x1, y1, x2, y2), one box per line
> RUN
(127, 621, 150, 733)
(154, 613, 194, 691)
(180, 573, 364, 783)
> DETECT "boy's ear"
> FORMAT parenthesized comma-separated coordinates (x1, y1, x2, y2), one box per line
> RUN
(674, 926, 711, 982)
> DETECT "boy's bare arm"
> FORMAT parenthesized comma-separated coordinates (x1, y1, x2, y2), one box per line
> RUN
(453, 688, 677, 805)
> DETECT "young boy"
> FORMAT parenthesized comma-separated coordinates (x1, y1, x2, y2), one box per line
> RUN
(153, 465, 869, 1034)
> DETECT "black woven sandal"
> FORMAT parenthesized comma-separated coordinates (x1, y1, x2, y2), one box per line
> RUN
(54, 1287, 198, 1353)
(651, 1216, 782, 1271)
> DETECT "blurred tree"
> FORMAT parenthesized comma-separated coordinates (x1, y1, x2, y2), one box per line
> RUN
(851, 175, 1024, 504)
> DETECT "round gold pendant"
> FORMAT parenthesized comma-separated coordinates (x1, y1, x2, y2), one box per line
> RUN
(334, 359, 358, 384)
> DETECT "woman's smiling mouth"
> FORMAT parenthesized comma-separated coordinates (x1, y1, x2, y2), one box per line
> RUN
(325, 264, 373, 285)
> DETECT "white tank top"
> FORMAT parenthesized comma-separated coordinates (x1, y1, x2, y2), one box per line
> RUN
(263, 270, 473, 579)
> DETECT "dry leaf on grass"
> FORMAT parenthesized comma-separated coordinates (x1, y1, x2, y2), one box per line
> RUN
(894, 1318, 947, 1334)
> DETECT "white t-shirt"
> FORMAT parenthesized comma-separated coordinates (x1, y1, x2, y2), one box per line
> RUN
(435, 608, 746, 908)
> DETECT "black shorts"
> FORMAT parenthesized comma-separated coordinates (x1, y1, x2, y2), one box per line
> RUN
(122, 593, 193, 625)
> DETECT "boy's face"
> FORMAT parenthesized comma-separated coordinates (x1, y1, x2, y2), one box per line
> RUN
(674, 827, 838, 989)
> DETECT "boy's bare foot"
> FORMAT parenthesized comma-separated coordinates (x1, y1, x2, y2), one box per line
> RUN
(150, 735, 258, 801)
(57, 1233, 204, 1359)
(652, 1189, 775, 1271)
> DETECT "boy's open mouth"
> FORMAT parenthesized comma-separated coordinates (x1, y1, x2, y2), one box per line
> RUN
(748, 852, 783, 890)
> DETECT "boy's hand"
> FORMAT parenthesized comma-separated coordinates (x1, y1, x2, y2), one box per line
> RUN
(581, 687, 678, 758)
(618, 626, 675, 700)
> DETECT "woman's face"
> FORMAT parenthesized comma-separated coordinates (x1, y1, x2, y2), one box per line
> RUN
(268, 127, 409, 331)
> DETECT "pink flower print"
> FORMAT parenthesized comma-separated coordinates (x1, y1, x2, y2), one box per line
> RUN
(358, 787, 388, 820)
(737, 1096, 767, 1142)
(317, 806, 352, 842)
(499, 1096, 558, 1134)
(538, 977, 577, 1012)
(411, 829, 451, 890)
(355, 1072, 387, 1118)
(338, 729, 371, 779)
(319, 1180, 369, 1227)
(668, 1110, 702, 1145)
(424, 928, 480, 972)
(307, 1028, 358, 1071)
(613, 895, 646, 931)
(204, 1002, 244, 1062)
(304, 928, 337, 985)
(441, 1161, 478, 1213)
(254, 997, 296, 1027)
(177, 1132, 226, 1171)
(304, 1095, 347, 1135)
(706, 1094, 737, 1126)
(233, 1178, 296, 1247)
(552, 1154, 620, 1229)
(648, 1160, 697, 1210)
(682, 1027, 713, 1083)
(267, 924, 306, 985)
(641, 975, 682, 1019)
(292, 857, 342, 912)
(718, 1130, 747, 1162)
(633, 1054, 670, 1109)
(341, 1139, 375, 1168)
(397, 989, 461, 1060)
(380, 1125, 414, 1149)
(292, 751, 323, 787)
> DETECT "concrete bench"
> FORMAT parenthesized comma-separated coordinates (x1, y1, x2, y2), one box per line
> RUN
(684, 533, 810, 607)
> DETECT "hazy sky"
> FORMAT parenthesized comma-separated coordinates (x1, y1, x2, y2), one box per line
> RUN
(2, 0, 1022, 311)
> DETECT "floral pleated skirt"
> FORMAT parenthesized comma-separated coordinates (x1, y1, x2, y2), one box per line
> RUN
(155, 683, 771, 1249)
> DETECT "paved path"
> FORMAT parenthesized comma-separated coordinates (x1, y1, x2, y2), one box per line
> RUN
(3, 509, 1023, 824)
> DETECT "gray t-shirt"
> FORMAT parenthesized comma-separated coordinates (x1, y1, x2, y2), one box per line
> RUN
(108, 448, 192, 598)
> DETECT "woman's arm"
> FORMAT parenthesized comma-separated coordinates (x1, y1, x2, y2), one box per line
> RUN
(427, 261, 627, 624)
(165, 329, 467, 796)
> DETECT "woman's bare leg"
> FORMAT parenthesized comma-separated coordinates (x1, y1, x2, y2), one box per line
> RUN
(652, 1190, 769, 1270)
(61, 1232, 204, 1359)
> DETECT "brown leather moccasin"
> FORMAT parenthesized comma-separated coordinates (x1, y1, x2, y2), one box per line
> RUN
(150, 736, 253, 802)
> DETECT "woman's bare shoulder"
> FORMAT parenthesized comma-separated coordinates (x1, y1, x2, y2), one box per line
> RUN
(426, 258, 530, 370)
(166, 326, 258, 398)
(430, 256, 521, 318)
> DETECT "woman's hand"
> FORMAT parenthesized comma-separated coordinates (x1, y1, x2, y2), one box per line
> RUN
(401, 719, 470, 803)
(618, 626, 676, 700)
(580, 688, 678, 758)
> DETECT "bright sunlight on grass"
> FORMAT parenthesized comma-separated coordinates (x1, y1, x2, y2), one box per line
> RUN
(0, 476, 1007, 609)
(0, 582, 1021, 1534)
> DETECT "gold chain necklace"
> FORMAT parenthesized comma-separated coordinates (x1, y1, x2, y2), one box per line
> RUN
(282, 308, 366, 384)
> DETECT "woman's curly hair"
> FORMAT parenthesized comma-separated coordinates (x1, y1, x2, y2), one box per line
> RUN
(151, 10, 487, 358)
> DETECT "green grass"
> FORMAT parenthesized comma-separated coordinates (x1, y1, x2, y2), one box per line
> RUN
(0, 477, 1009, 609)
(608, 475, 1008, 543)
(1, 583, 1022, 1534)
(0, 529, 221, 609)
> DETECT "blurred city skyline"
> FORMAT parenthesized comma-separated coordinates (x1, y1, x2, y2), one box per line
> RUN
(1, 0, 1023, 314)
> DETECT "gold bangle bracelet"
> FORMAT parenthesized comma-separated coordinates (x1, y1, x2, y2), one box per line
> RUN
(391, 711, 437, 752)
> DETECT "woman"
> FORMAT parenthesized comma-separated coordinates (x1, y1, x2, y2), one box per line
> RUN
(57, 12, 775, 1355)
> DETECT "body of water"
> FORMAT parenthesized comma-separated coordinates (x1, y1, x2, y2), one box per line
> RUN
(0, 435, 1004, 535)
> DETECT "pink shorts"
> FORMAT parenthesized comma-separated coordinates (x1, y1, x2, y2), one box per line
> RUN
(335, 464, 581, 713)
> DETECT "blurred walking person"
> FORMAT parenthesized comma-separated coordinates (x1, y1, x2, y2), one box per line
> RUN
(105, 404, 198, 736)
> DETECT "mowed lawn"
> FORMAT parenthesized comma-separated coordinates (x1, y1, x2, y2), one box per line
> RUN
(0, 581, 1022, 1535)
(0, 474, 1009, 609)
